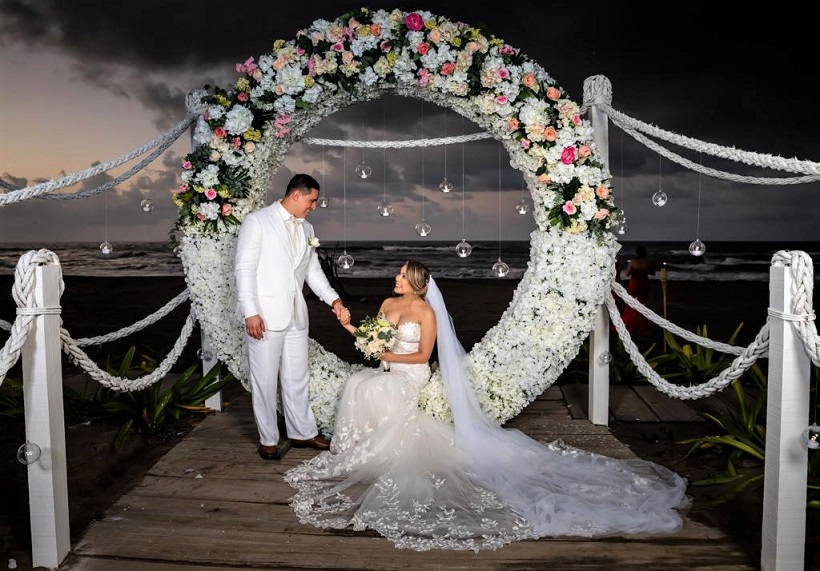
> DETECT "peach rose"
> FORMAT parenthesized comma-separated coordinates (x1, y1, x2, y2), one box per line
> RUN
(593, 208, 609, 220)
(440, 62, 456, 75)
(544, 126, 557, 142)
(508, 117, 520, 131)
(522, 72, 537, 90)
(537, 173, 551, 184)
(595, 185, 610, 199)
(417, 42, 429, 55)
(546, 86, 561, 101)
(578, 145, 591, 159)
(222, 203, 233, 216)
(370, 23, 381, 36)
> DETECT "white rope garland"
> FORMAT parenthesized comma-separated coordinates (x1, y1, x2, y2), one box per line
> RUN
(599, 101, 820, 176)
(0, 114, 196, 206)
(302, 131, 491, 148)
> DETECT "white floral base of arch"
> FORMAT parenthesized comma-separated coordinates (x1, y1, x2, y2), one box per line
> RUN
(179, 226, 616, 434)
(176, 9, 620, 434)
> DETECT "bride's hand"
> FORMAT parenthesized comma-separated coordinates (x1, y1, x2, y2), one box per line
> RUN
(339, 308, 351, 326)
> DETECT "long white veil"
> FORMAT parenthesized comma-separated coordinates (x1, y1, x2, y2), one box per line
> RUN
(425, 276, 687, 536)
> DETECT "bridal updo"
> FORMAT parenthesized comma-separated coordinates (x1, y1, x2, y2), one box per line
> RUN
(404, 260, 430, 298)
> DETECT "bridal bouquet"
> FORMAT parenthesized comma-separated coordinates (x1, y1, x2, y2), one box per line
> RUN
(354, 315, 397, 361)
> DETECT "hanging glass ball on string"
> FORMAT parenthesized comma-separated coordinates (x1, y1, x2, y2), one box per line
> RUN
(16, 441, 41, 465)
(337, 251, 355, 269)
(99, 241, 113, 255)
(492, 258, 510, 278)
(455, 239, 472, 258)
(140, 198, 155, 212)
(439, 177, 453, 193)
(801, 423, 820, 449)
(377, 198, 394, 217)
(616, 219, 628, 236)
(414, 219, 432, 237)
(598, 352, 613, 365)
(515, 198, 530, 215)
(196, 348, 214, 361)
(317, 195, 329, 208)
(651, 190, 668, 207)
(689, 239, 706, 257)
(354, 161, 372, 179)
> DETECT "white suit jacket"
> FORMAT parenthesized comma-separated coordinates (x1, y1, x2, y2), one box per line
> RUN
(234, 201, 339, 331)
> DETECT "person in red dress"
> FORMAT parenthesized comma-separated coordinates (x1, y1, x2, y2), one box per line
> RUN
(621, 245, 653, 336)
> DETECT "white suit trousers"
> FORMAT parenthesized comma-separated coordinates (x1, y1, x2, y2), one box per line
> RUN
(247, 324, 318, 446)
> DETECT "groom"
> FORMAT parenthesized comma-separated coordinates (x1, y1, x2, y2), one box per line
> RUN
(235, 173, 347, 460)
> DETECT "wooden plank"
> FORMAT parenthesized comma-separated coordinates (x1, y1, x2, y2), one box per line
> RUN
(632, 386, 705, 422)
(609, 386, 660, 422)
(560, 384, 596, 420)
(71, 497, 753, 570)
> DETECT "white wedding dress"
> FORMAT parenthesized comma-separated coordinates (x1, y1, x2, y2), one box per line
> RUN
(285, 320, 688, 552)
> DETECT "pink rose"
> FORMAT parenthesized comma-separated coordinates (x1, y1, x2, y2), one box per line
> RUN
(205, 188, 217, 200)
(546, 86, 561, 101)
(244, 141, 256, 153)
(178, 183, 188, 193)
(380, 40, 392, 52)
(417, 42, 429, 55)
(417, 68, 430, 87)
(296, 46, 305, 56)
(252, 69, 262, 81)
(495, 95, 508, 105)
(595, 185, 610, 199)
(497, 68, 509, 80)
(196, 212, 206, 221)
(213, 127, 226, 139)
(182, 160, 192, 170)
(499, 45, 515, 55)
(573, 114, 582, 125)
(332, 42, 344, 52)
(370, 23, 381, 36)
(544, 126, 557, 142)
(520, 139, 531, 150)
(222, 203, 233, 216)
(593, 208, 609, 220)
(560, 147, 576, 164)
(232, 137, 241, 150)
(440, 62, 456, 76)
(236, 92, 249, 102)
(562, 201, 577, 215)
(404, 12, 423, 31)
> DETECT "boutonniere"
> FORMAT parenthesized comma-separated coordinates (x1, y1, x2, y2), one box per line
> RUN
(308, 237, 320, 249)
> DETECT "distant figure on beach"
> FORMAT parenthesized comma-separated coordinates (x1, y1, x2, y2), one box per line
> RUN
(234, 174, 348, 461)
(285, 259, 688, 551)
(621, 245, 653, 336)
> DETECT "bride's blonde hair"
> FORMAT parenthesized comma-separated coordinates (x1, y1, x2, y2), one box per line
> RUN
(404, 260, 430, 298)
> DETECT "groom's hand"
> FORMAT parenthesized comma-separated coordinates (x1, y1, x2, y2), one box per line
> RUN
(245, 315, 265, 340)
(331, 299, 347, 320)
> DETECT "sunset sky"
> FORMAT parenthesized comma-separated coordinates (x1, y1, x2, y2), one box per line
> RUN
(1, 1, 818, 245)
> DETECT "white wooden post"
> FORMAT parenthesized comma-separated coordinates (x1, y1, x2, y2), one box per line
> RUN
(188, 103, 223, 412)
(585, 76, 612, 425)
(761, 261, 809, 570)
(21, 265, 70, 569)
(588, 306, 610, 425)
(200, 330, 222, 411)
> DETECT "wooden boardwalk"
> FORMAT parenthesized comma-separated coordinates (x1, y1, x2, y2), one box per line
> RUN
(62, 386, 756, 570)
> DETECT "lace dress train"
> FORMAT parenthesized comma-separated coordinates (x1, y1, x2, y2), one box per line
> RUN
(285, 322, 687, 551)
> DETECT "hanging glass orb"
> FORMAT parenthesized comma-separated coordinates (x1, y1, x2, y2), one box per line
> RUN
(455, 239, 472, 258)
(337, 251, 355, 269)
(140, 198, 155, 212)
(317, 195, 329, 208)
(616, 220, 628, 235)
(515, 198, 530, 215)
(492, 258, 510, 277)
(196, 348, 214, 361)
(354, 161, 372, 179)
(377, 198, 394, 217)
(689, 239, 706, 257)
(414, 219, 432, 237)
(801, 423, 820, 449)
(16, 441, 41, 465)
(598, 351, 613, 365)
(651, 190, 668, 207)
(439, 177, 453, 193)
(99, 241, 113, 255)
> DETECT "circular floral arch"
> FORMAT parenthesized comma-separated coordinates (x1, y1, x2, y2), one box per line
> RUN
(174, 8, 619, 433)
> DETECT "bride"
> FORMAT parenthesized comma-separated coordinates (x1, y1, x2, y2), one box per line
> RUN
(285, 260, 688, 551)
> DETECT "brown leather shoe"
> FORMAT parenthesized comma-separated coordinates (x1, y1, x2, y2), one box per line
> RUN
(258, 444, 280, 460)
(291, 435, 331, 450)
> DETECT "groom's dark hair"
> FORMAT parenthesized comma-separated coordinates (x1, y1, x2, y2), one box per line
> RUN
(285, 174, 320, 197)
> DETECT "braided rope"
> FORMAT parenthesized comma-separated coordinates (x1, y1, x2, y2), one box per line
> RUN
(60, 308, 198, 392)
(39, 128, 185, 200)
(611, 281, 746, 355)
(0, 114, 196, 206)
(607, 293, 770, 399)
(302, 131, 492, 148)
(601, 102, 820, 176)
(74, 290, 190, 347)
(771, 250, 820, 367)
(612, 117, 820, 185)
(0, 250, 63, 384)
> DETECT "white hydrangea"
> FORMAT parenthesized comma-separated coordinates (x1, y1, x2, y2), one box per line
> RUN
(197, 201, 220, 220)
(276, 65, 306, 95)
(223, 105, 254, 135)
